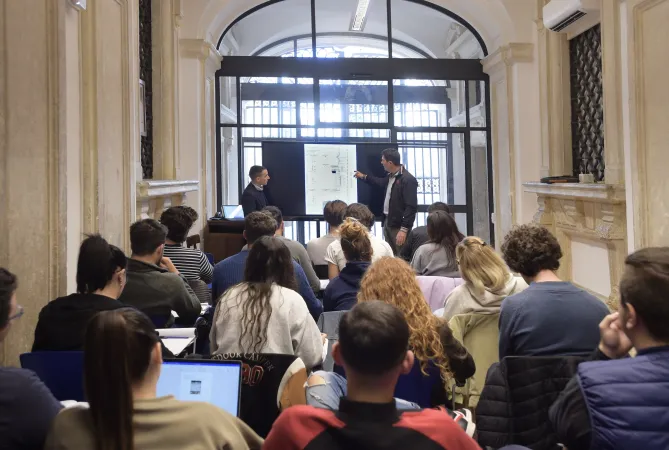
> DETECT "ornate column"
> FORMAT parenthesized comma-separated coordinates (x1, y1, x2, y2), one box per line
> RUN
(482, 43, 533, 246)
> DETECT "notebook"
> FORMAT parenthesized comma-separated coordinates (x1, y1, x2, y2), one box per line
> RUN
(156, 359, 242, 417)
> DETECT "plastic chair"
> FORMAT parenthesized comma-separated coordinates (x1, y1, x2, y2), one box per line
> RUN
(204, 252, 214, 265)
(313, 265, 329, 280)
(20, 351, 85, 402)
(317, 311, 347, 371)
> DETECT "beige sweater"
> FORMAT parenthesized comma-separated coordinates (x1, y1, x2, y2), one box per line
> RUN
(44, 396, 263, 450)
(442, 275, 528, 321)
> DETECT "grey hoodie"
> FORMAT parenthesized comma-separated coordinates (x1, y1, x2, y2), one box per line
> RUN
(442, 275, 528, 321)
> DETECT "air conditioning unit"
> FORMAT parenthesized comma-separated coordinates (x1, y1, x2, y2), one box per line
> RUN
(543, 0, 600, 34)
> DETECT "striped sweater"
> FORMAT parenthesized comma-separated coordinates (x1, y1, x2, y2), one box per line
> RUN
(163, 244, 213, 283)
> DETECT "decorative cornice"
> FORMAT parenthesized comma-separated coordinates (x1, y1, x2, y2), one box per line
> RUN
(481, 43, 534, 76)
(137, 179, 199, 199)
(523, 182, 626, 203)
(180, 39, 221, 62)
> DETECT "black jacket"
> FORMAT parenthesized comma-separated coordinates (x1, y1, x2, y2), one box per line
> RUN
(32, 293, 123, 351)
(399, 226, 429, 261)
(548, 349, 610, 450)
(241, 182, 268, 216)
(364, 166, 418, 231)
(476, 355, 588, 450)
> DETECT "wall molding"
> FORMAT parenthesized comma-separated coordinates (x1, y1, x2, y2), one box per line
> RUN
(136, 179, 199, 220)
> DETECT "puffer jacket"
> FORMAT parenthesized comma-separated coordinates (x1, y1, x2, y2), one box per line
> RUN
(476, 355, 587, 450)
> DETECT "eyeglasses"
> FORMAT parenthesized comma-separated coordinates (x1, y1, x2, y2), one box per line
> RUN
(9, 305, 24, 322)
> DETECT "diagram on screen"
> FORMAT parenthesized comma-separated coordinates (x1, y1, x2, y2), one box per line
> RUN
(304, 144, 358, 214)
(190, 380, 202, 395)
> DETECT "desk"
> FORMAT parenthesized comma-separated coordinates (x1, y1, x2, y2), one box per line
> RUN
(203, 219, 246, 263)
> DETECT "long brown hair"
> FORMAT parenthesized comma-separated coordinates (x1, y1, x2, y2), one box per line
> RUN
(357, 257, 452, 382)
(427, 211, 462, 261)
(84, 308, 160, 450)
(340, 218, 372, 262)
(233, 236, 298, 353)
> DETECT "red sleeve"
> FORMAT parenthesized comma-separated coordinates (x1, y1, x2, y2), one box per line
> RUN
(394, 409, 480, 450)
(263, 406, 345, 450)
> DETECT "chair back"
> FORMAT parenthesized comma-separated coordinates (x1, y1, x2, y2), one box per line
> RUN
(313, 264, 329, 280)
(416, 276, 464, 311)
(317, 311, 347, 371)
(186, 234, 201, 249)
(211, 353, 306, 438)
(448, 313, 500, 408)
(20, 351, 85, 401)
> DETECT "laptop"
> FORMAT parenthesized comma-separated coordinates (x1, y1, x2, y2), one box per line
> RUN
(156, 359, 242, 417)
(222, 205, 244, 220)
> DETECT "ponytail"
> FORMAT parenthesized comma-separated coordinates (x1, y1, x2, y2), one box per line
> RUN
(84, 309, 159, 450)
(77, 234, 127, 294)
(340, 219, 372, 262)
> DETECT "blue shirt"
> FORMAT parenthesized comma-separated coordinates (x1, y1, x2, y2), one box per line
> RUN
(498, 281, 609, 359)
(212, 250, 323, 320)
(0, 367, 62, 450)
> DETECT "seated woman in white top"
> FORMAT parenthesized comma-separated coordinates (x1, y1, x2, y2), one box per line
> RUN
(442, 236, 528, 321)
(325, 203, 393, 279)
(411, 211, 462, 277)
(210, 236, 323, 369)
(45, 308, 262, 450)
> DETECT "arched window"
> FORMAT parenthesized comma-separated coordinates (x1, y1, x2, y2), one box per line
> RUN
(216, 0, 493, 244)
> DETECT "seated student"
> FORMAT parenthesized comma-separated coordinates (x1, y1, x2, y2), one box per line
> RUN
(160, 206, 213, 284)
(399, 202, 463, 262)
(33, 235, 127, 351)
(307, 200, 347, 266)
(411, 211, 462, 277)
(212, 212, 322, 320)
(264, 301, 480, 450)
(499, 224, 609, 359)
(262, 206, 320, 293)
(442, 236, 527, 321)
(0, 268, 63, 450)
(322, 218, 371, 312)
(550, 247, 669, 450)
(118, 219, 201, 325)
(308, 258, 475, 409)
(210, 236, 323, 370)
(325, 203, 393, 279)
(44, 308, 262, 450)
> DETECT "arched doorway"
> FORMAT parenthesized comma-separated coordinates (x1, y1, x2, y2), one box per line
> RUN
(215, 0, 493, 244)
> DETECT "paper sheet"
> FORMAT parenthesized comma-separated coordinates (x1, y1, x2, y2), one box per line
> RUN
(157, 328, 195, 338)
(322, 339, 329, 363)
(304, 144, 358, 215)
(162, 337, 195, 356)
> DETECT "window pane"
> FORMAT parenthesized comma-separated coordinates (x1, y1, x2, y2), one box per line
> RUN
(222, 0, 312, 57)
(393, 79, 466, 128)
(469, 80, 487, 127)
(240, 78, 313, 126)
(391, 1, 484, 59)
(319, 80, 388, 124)
(315, 0, 388, 57)
(219, 77, 238, 124)
(471, 131, 491, 243)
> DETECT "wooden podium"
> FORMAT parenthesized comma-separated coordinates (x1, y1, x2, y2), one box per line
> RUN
(203, 219, 246, 263)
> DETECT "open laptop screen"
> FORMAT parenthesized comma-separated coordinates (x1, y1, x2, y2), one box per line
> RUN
(156, 360, 242, 417)
(222, 205, 244, 219)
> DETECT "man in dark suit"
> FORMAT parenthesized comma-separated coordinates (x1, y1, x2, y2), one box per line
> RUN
(354, 148, 418, 254)
(241, 165, 269, 216)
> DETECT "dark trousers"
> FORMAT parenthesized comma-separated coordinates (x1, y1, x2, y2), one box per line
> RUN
(383, 223, 404, 256)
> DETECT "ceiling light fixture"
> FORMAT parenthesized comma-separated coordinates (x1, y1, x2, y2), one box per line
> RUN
(350, 0, 371, 32)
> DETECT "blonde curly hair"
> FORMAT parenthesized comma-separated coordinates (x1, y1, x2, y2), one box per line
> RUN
(357, 257, 452, 382)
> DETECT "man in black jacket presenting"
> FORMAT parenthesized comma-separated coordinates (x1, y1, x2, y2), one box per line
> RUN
(241, 165, 269, 216)
(354, 148, 418, 254)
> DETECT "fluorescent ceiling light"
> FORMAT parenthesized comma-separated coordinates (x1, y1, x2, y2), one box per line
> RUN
(350, 0, 371, 31)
